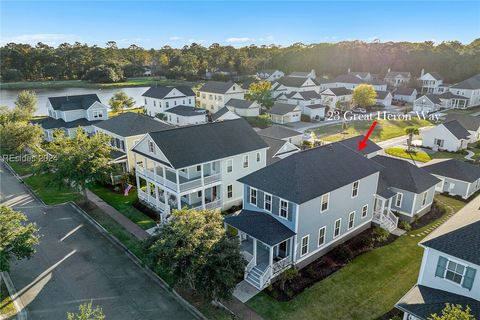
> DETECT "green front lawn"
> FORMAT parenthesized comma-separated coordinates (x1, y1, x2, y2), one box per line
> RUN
(385, 147, 432, 162)
(429, 151, 468, 161)
(24, 173, 82, 205)
(6, 160, 34, 176)
(0, 280, 16, 318)
(88, 183, 156, 230)
(310, 118, 433, 143)
(248, 195, 465, 320)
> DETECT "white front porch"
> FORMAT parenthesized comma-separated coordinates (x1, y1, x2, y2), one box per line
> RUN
(372, 195, 399, 232)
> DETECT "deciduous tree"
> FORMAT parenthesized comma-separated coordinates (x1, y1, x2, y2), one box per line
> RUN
(352, 84, 377, 108)
(14, 90, 37, 119)
(246, 80, 273, 109)
(109, 91, 135, 113)
(429, 304, 474, 320)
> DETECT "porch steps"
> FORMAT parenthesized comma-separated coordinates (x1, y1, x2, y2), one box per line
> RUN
(245, 267, 263, 289)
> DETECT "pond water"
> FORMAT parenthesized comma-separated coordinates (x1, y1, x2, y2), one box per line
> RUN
(0, 86, 150, 115)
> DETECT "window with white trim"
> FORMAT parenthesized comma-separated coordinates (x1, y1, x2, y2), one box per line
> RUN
(421, 191, 428, 206)
(279, 199, 288, 219)
(445, 260, 465, 284)
(348, 211, 355, 230)
(301, 235, 309, 257)
(334, 218, 341, 238)
(264, 193, 272, 212)
(361, 204, 368, 218)
(93, 110, 103, 119)
(321, 193, 329, 212)
(256, 152, 261, 162)
(227, 185, 233, 198)
(395, 193, 403, 207)
(352, 181, 359, 197)
(435, 256, 476, 290)
(243, 155, 249, 168)
(226, 159, 233, 173)
(318, 227, 326, 247)
(250, 188, 257, 206)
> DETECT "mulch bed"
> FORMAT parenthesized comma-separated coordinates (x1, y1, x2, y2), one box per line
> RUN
(133, 199, 160, 222)
(264, 228, 398, 301)
(410, 200, 446, 230)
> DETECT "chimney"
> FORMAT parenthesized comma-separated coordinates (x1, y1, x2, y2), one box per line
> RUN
(421, 68, 425, 77)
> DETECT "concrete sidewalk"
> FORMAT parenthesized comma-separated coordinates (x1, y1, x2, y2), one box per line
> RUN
(86, 189, 150, 241)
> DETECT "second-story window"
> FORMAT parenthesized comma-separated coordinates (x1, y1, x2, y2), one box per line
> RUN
(352, 181, 359, 198)
(279, 200, 288, 219)
(361, 204, 368, 218)
(421, 191, 428, 206)
(256, 152, 261, 162)
(264, 193, 272, 212)
(93, 111, 103, 118)
(321, 193, 329, 212)
(396, 193, 403, 207)
(148, 141, 155, 153)
(250, 188, 257, 206)
(196, 165, 201, 172)
(243, 155, 249, 168)
(226, 159, 233, 173)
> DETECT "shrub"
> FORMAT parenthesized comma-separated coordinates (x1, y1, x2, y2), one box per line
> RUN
(300, 115, 311, 122)
(399, 220, 412, 232)
(331, 245, 353, 263)
(373, 227, 390, 242)
(351, 234, 373, 251)
(83, 64, 124, 83)
(302, 140, 313, 149)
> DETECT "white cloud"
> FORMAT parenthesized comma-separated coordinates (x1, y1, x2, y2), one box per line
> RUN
(225, 37, 254, 43)
(169, 36, 183, 41)
(0, 33, 79, 46)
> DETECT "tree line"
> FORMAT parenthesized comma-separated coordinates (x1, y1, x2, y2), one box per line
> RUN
(1, 39, 479, 83)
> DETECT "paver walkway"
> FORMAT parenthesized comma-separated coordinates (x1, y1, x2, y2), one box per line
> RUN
(408, 199, 455, 238)
(86, 189, 150, 240)
(465, 149, 475, 160)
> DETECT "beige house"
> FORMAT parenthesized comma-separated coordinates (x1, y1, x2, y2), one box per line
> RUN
(197, 81, 245, 113)
(93, 112, 172, 172)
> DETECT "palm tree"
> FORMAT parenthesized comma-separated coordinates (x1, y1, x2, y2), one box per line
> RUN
(405, 127, 419, 152)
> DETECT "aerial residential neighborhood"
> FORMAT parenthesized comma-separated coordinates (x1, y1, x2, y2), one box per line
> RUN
(0, 1, 479, 320)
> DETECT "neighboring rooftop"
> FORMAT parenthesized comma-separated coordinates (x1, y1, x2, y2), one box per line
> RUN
(267, 102, 300, 115)
(239, 143, 382, 204)
(327, 87, 353, 96)
(141, 86, 195, 99)
(276, 76, 313, 88)
(94, 112, 172, 136)
(442, 120, 471, 140)
(371, 155, 440, 194)
(375, 90, 391, 99)
(428, 71, 444, 80)
(199, 81, 237, 94)
(286, 90, 322, 100)
(450, 74, 480, 90)
(257, 125, 302, 140)
(289, 71, 313, 77)
(385, 71, 411, 78)
(338, 135, 382, 156)
(261, 135, 299, 165)
(225, 98, 257, 109)
(417, 94, 441, 104)
(444, 113, 480, 131)
(211, 107, 239, 121)
(164, 106, 207, 117)
(48, 94, 101, 111)
(137, 118, 267, 168)
(422, 159, 480, 183)
(394, 87, 416, 95)
(32, 117, 102, 130)
(438, 91, 468, 100)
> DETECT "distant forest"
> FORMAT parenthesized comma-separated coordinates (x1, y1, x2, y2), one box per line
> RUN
(1, 39, 479, 84)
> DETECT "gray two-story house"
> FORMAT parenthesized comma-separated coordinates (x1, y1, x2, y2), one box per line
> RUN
(225, 143, 384, 289)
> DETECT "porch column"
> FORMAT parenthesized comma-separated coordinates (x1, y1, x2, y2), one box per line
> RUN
(201, 190, 206, 209)
(269, 245, 273, 267)
(162, 166, 166, 185)
(253, 238, 257, 265)
(154, 184, 159, 203)
(387, 198, 392, 211)
(381, 198, 386, 215)
(176, 170, 180, 193)
(135, 175, 140, 190)
(177, 194, 181, 211)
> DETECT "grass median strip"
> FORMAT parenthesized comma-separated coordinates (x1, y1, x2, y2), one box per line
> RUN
(247, 195, 465, 320)
(384, 147, 432, 162)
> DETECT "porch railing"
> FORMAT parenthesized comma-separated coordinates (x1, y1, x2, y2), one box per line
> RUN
(272, 256, 293, 275)
(260, 266, 272, 289)
(204, 199, 222, 210)
(203, 173, 221, 185)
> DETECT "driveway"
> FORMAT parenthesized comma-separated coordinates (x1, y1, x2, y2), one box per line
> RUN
(0, 163, 195, 320)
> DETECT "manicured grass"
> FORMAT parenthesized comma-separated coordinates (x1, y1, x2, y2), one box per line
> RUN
(385, 147, 432, 162)
(445, 105, 480, 116)
(0, 280, 16, 318)
(88, 183, 156, 230)
(5, 160, 34, 176)
(247, 195, 466, 320)
(429, 151, 468, 161)
(23, 173, 81, 205)
(245, 115, 272, 128)
(0, 77, 197, 90)
(310, 118, 433, 142)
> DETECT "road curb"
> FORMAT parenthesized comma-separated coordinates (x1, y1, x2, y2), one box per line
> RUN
(69, 202, 207, 320)
(0, 272, 28, 320)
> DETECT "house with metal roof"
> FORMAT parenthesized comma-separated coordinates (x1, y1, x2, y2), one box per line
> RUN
(131, 118, 268, 221)
(94, 112, 172, 172)
(33, 94, 109, 141)
(421, 159, 480, 199)
(197, 81, 245, 113)
(142, 86, 196, 117)
(421, 120, 471, 152)
(395, 196, 480, 319)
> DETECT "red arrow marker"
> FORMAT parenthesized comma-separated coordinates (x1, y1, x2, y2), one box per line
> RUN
(358, 121, 377, 151)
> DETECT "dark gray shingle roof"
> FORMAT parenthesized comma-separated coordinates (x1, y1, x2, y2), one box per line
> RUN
(328, 87, 352, 96)
(394, 87, 416, 96)
(396, 285, 480, 320)
(444, 114, 480, 131)
(94, 112, 172, 136)
(142, 86, 195, 99)
(199, 81, 238, 94)
(48, 94, 101, 111)
(32, 117, 102, 130)
(224, 210, 296, 246)
(267, 102, 300, 115)
(338, 135, 382, 156)
(225, 98, 257, 109)
(211, 107, 235, 121)
(385, 71, 411, 78)
(139, 118, 267, 168)
(239, 143, 383, 204)
(165, 106, 206, 117)
(417, 94, 441, 104)
(423, 159, 480, 183)
(375, 90, 391, 99)
(438, 91, 468, 100)
(276, 76, 312, 88)
(443, 120, 471, 140)
(261, 136, 299, 165)
(257, 125, 302, 140)
(451, 74, 480, 90)
(371, 155, 440, 194)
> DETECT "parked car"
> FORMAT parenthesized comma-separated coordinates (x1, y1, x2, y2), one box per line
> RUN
(352, 107, 367, 114)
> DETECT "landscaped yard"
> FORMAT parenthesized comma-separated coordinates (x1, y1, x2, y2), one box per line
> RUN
(247, 195, 466, 320)
(88, 183, 156, 230)
(24, 173, 82, 205)
(309, 118, 433, 143)
(385, 147, 432, 162)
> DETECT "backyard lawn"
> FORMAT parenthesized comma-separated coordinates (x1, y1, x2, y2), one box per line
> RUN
(385, 147, 432, 162)
(248, 195, 466, 320)
(309, 118, 433, 143)
(88, 183, 157, 230)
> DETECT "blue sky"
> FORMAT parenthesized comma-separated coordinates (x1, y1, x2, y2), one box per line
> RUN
(1, 1, 479, 48)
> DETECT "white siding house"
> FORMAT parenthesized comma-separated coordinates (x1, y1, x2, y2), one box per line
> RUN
(448, 74, 480, 108)
(393, 87, 417, 104)
(421, 120, 470, 152)
(197, 81, 245, 113)
(418, 71, 446, 94)
(266, 102, 302, 124)
(413, 95, 442, 113)
(142, 86, 196, 117)
(320, 87, 353, 109)
(384, 70, 411, 88)
(256, 69, 284, 82)
(164, 106, 208, 126)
